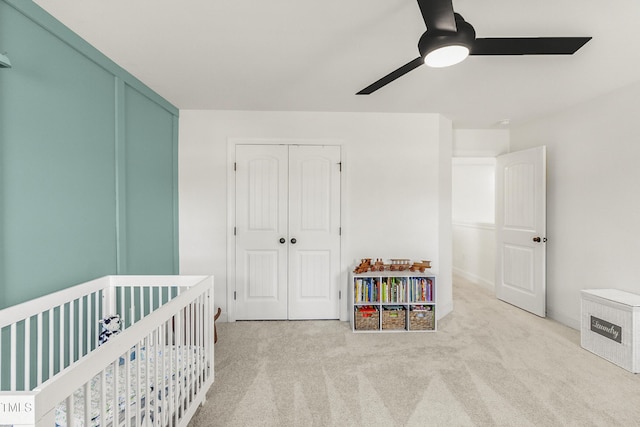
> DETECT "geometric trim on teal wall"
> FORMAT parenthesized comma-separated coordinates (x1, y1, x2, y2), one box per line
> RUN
(115, 77, 129, 274)
(4, 0, 178, 116)
(172, 114, 180, 274)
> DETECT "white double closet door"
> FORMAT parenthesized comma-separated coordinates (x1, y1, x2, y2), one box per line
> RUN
(235, 144, 341, 320)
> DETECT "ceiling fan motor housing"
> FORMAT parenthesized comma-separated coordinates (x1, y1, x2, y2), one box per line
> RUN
(418, 14, 476, 59)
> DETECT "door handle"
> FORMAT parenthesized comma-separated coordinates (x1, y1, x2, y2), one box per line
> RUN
(279, 238, 286, 244)
(533, 237, 547, 243)
(290, 238, 297, 244)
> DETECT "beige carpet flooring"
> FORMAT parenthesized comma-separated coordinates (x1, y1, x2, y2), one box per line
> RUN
(189, 276, 640, 426)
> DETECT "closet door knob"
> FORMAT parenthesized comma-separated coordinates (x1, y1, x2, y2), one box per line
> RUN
(290, 238, 297, 244)
(279, 238, 286, 244)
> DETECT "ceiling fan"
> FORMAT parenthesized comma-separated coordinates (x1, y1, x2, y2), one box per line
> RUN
(357, 0, 591, 94)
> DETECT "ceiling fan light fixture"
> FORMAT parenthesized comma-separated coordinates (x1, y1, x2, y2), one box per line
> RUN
(424, 45, 469, 67)
(418, 14, 475, 68)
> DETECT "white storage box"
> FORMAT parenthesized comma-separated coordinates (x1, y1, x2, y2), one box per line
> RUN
(581, 289, 640, 373)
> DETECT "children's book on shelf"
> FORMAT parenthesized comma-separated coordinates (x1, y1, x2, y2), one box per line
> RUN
(408, 277, 434, 302)
(355, 277, 379, 303)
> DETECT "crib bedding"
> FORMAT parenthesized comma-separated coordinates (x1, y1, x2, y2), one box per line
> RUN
(54, 345, 206, 427)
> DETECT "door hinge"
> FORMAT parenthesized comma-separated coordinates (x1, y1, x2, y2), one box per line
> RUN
(234, 227, 237, 236)
(234, 291, 237, 300)
(339, 290, 342, 300)
(234, 162, 237, 171)
(339, 227, 342, 236)
(338, 162, 342, 172)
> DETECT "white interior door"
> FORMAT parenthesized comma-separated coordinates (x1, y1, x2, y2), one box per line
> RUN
(495, 146, 546, 317)
(235, 145, 288, 320)
(288, 146, 341, 319)
(235, 144, 341, 320)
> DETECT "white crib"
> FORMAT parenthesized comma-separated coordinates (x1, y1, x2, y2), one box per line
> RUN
(0, 275, 215, 427)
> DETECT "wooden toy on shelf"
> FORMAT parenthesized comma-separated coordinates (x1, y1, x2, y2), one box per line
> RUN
(410, 260, 432, 272)
(371, 258, 385, 271)
(353, 258, 372, 273)
(389, 259, 410, 271)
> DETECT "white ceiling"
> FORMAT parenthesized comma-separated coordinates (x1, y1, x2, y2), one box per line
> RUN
(34, 0, 640, 128)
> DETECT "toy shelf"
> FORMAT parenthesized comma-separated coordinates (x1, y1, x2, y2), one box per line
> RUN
(349, 270, 436, 333)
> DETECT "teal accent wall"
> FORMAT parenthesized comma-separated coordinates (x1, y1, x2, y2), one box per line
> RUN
(0, 1, 179, 309)
(122, 85, 178, 274)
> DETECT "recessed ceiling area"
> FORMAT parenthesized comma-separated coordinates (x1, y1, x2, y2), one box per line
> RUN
(34, 0, 640, 128)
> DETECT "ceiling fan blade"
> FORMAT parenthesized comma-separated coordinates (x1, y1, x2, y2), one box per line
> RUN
(417, 0, 457, 32)
(357, 57, 424, 95)
(470, 37, 591, 55)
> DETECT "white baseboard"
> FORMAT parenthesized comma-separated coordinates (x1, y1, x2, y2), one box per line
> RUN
(453, 267, 494, 292)
(546, 306, 580, 331)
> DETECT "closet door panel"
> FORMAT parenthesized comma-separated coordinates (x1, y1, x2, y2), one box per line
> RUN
(288, 146, 341, 319)
(235, 145, 288, 319)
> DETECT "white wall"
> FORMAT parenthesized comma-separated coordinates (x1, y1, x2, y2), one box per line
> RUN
(511, 81, 640, 329)
(451, 130, 509, 289)
(452, 158, 497, 289)
(178, 110, 453, 322)
(453, 129, 509, 157)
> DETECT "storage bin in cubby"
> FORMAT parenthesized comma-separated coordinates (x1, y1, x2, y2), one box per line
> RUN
(355, 306, 379, 331)
(409, 307, 435, 331)
(382, 306, 406, 330)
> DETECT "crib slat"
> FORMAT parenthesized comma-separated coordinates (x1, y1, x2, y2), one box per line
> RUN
(199, 297, 203, 378)
(120, 287, 126, 329)
(159, 322, 166, 427)
(153, 329, 159, 427)
(66, 394, 75, 427)
(134, 342, 141, 427)
(135, 287, 141, 325)
(114, 359, 120, 427)
(145, 333, 151, 427)
(192, 302, 196, 397)
(78, 297, 84, 359)
(130, 286, 135, 328)
(95, 292, 101, 350)
(37, 312, 43, 386)
(194, 299, 199, 389)
(187, 304, 192, 405)
(147, 287, 153, 316)
(24, 316, 31, 391)
(167, 320, 173, 426)
(60, 304, 66, 373)
(125, 348, 132, 427)
(70, 300, 75, 364)
(10, 322, 17, 390)
(100, 368, 107, 427)
(172, 308, 184, 424)
(196, 297, 202, 387)
(48, 308, 54, 379)
(84, 382, 91, 427)
(86, 294, 92, 355)
(150, 329, 155, 427)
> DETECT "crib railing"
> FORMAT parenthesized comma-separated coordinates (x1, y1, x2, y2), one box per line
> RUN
(0, 275, 214, 427)
(0, 276, 109, 391)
